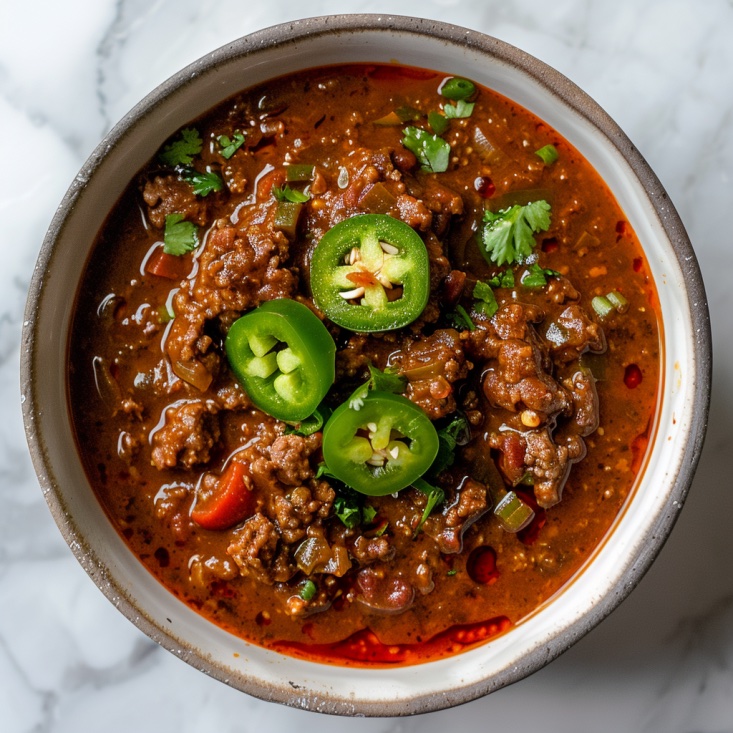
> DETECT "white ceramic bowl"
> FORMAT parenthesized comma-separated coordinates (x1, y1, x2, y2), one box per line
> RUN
(21, 15, 710, 715)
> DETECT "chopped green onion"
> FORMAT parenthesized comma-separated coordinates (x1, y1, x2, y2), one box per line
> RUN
(447, 569, 458, 576)
(592, 295, 614, 318)
(494, 490, 535, 532)
(299, 580, 317, 601)
(535, 144, 559, 165)
(606, 290, 629, 313)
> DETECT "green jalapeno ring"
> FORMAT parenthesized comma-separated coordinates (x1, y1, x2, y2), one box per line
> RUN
(310, 214, 430, 333)
(225, 298, 336, 422)
(322, 391, 439, 496)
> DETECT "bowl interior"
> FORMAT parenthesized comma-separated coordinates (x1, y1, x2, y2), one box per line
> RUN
(22, 15, 708, 716)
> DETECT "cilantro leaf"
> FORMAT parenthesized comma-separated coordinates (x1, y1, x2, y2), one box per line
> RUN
(428, 110, 449, 135)
(217, 131, 246, 159)
(333, 495, 362, 529)
(488, 269, 515, 288)
(181, 168, 223, 197)
(402, 126, 451, 173)
(521, 263, 561, 288)
(472, 280, 499, 318)
(272, 184, 310, 203)
(162, 214, 198, 256)
(348, 365, 406, 410)
(481, 200, 552, 265)
(158, 128, 203, 167)
(429, 413, 471, 479)
(444, 100, 475, 119)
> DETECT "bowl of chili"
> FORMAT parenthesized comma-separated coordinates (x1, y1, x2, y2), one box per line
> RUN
(21, 14, 710, 716)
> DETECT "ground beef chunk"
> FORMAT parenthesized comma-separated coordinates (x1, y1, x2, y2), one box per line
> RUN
(393, 328, 469, 419)
(564, 369, 599, 436)
(271, 480, 335, 544)
(395, 194, 432, 230)
(166, 213, 297, 368)
(151, 399, 220, 469)
(269, 434, 321, 486)
(548, 304, 606, 364)
(523, 429, 585, 508)
(141, 174, 209, 228)
(429, 478, 490, 554)
(467, 304, 570, 420)
(227, 513, 279, 584)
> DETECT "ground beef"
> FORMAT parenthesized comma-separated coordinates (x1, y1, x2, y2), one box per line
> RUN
(269, 434, 321, 486)
(548, 304, 605, 363)
(141, 173, 209, 228)
(271, 480, 335, 544)
(523, 429, 585, 508)
(151, 399, 220, 469)
(227, 513, 279, 584)
(166, 213, 297, 370)
(393, 328, 469, 419)
(430, 478, 490, 554)
(564, 369, 599, 436)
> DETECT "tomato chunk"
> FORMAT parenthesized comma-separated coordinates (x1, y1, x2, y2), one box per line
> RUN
(145, 247, 191, 280)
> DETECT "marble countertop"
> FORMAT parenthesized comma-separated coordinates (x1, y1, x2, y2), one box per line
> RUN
(2, 0, 731, 730)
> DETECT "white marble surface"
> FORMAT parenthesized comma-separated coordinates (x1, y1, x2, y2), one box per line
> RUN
(2, 0, 731, 729)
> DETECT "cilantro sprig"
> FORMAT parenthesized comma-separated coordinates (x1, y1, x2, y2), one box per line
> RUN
(217, 131, 246, 159)
(162, 214, 198, 256)
(181, 168, 223, 197)
(348, 365, 406, 410)
(402, 126, 451, 173)
(444, 99, 474, 119)
(158, 128, 203, 167)
(521, 263, 561, 288)
(472, 281, 499, 318)
(272, 184, 311, 204)
(481, 200, 552, 265)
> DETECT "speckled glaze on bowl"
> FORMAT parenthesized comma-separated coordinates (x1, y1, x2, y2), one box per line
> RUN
(21, 15, 710, 716)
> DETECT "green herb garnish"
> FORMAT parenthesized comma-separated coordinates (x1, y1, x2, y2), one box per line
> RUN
(446, 304, 475, 332)
(522, 263, 561, 288)
(181, 168, 223, 197)
(488, 269, 515, 289)
(481, 200, 552, 265)
(428, 110, 449, 135)
(162, 214, 198, 256)
(217, 131, 246, 159)
(472, 280, 499, 318)
(348, 365, 407, 410)
(429, 413, 471, 478)
(159, 128, 203, 167)
(272, 184, 310, 204)
(412, 477, 445, 535)
(535, 144, 559, 165)
(444, 100, 474, 119)
(299, 580, 317, 601)
(285, 405, 332, 437)
(402, 126, 451, 173)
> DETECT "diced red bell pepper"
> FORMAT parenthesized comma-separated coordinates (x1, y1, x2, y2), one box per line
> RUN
(191, 461, 255, 531)
(145, 248, 191, 280)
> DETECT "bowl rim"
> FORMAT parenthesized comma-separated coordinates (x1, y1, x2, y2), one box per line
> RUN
(21, 13, 712, 716)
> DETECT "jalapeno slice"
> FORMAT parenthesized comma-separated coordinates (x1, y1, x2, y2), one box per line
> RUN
(322, 391, 439, 496)
(310, 214, 430, 332)
(225, 299, 336, 422)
